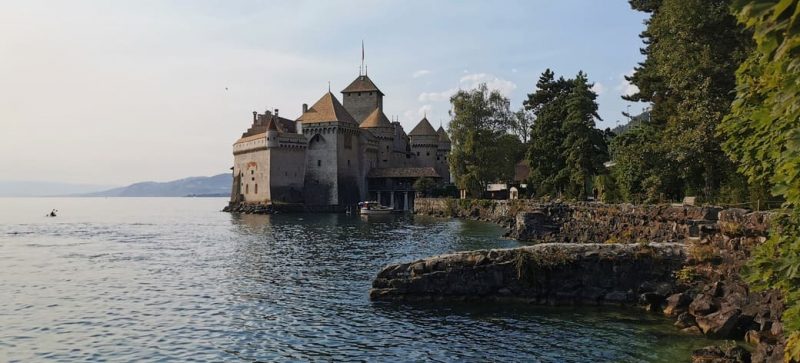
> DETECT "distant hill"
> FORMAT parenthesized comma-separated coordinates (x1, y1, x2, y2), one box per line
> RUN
(611, 111, 650, 135)
(79, 174, 231, 197)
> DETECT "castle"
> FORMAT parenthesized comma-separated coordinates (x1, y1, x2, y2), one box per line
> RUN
(229, 71, 451, 211)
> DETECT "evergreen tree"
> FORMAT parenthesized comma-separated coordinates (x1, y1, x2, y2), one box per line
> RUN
(561, 72, 608, 199)
(524, 70, 573, 196)
(623, 0, 752, 200)
(524, 70, 609, 200)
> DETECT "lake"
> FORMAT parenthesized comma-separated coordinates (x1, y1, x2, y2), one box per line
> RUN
(0, 198, 712, 362)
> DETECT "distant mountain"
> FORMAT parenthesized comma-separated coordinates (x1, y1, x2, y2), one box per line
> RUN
(611, 111, 650, 135)
(0, 181, 119, 197)
(79, 174, 231, 197)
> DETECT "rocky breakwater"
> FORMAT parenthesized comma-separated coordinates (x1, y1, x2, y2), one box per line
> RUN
(371, 242, 686, 304)
(223, 202, 275, 214)
(404, 199, 786, 361)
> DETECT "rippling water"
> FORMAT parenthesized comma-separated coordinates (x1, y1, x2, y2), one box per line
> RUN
(0, 198, 712, 362)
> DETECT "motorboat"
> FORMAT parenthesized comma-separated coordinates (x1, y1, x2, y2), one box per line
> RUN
(358, 201, 393, 215)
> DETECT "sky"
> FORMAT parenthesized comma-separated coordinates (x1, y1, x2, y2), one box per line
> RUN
(0, 0, 649, 186)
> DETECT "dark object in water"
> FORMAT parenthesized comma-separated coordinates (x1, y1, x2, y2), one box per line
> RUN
(47, 209, 57, 217)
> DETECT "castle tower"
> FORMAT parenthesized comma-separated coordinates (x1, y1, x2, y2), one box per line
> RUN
(341, 75, 384, 125)
(265, 117, 279, 148)
(359, 108, 394, 167)
(409, 117, 439, 170)
(297, 91, 363, 207)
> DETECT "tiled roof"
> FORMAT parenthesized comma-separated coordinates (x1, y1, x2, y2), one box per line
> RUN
(266, 117, 278, 131)
(437, 126, 450, 142)
(359, 108, 392, 128)
(234, 133, 265, 144)
(241, 113, 295, 138)
(367, 167, 440, 178)
(341, 75, 383, 95)
(409, 117, 437, 136)
(296, 92, 357, 124)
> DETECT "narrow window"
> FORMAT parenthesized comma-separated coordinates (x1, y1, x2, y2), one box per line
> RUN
(251, 170, 254, 175)
(417, 152, 420, 156)
(255, 184, 258, 194)
(347, 160, 350, 166)
(246, 184, 249, 194)
(317, 160, 321, 167)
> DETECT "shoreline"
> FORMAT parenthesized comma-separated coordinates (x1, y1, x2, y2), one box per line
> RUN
(375, 198, 785, 362)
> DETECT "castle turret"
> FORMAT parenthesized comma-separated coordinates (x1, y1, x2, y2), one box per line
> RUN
(265, 117, 279, 148)
(341, 75, 384, 125)
(297, 91, 363, 206)
(409, 117, 439, 170)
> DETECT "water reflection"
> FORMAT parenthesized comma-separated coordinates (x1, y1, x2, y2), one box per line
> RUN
(0, 198, 713, 362)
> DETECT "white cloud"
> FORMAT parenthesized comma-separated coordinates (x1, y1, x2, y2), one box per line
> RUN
(591, 82, 607, 95)
(412, 69, 431, 78)
(418, 88, 457, 102)
(615, 70, 639, 97)
(459, 73, 517, 96)
(419, 104, 432, 118)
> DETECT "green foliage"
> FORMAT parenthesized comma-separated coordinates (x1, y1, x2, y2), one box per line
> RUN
(675, 266, 701, 284)
(722, 0, 800, 359)
(562, 72, 609, 199)
(513, 248, 575, 283)
(413, 177, 436, 197)
(525, 69, 609, 199)
(610, 123, 681, 203)
(623, 0, 752, 202)
(448, 84, 519, 198)
(593, 173, 621, 203)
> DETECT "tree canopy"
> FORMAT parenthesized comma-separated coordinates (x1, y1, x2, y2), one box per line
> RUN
(524, 70, 608, 199)
(448, 84, 521, 197)
(618, 0, 752, 202)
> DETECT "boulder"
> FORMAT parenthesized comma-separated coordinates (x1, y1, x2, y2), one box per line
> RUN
(674, 312, 697, 329)
(691, 345, 750, 363)
(664, 293, 692, 316)
(690, 293, 717, 316)
(695, 308, 742, 339)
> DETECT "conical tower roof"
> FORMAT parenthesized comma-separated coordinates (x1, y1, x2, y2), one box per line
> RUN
(341, 75, 384, 96)
(359, 108, 392, 128)
(437, 126, 450, 143)
(296, 92, 357, 124)
(266, 116, 279, 131)
(409, 117, 437, 136)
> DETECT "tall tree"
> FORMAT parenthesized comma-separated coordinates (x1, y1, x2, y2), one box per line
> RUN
(524, 69, 574, 196)
(448, 84, 514, 197)
(722, 0, 800, 359)
(561, 72, 608, 199)
(509, 108, 534, 144)
(624, 0, 752, 199)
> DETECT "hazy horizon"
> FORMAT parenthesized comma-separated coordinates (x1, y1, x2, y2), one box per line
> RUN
(1, 0, 648, 186)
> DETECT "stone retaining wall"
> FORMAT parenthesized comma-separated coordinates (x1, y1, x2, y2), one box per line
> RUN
(395, 198, 783, 361)
(371, 243, 686, 305)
